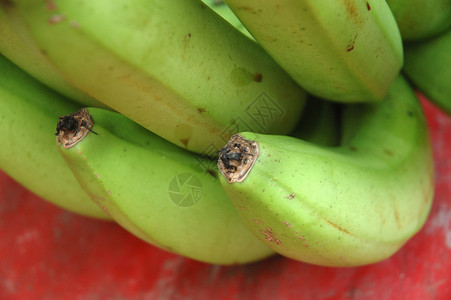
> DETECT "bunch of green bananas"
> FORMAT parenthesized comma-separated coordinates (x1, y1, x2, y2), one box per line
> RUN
(0, 0, 448, 266)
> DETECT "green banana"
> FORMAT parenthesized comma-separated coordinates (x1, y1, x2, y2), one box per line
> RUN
(201, 0, 253, 39)
(217, 75, 434, 267)
(403, 28, 451, 115)
(56, 107, 274, 265)
(386, 0, 451, 41)
(3, 0, 306, 154)
(0, 8, 109, 109)
(0, 54, 110, 220)
(223, 0, 403, 103)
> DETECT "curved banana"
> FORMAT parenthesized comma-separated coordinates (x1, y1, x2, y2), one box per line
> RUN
(56, 107, 274, 265)
(403, 28, 451, 115)
(0, 54, 110, 220)
(386, 0, 451, 41)
(217, 75, 434, 267)
(3, 0, 306, 154)
(0, 9, 108, 109)
(201, 0, 252, 39)
(223, 0, 403, 103)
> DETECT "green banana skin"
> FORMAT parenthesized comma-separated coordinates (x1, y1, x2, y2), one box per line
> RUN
(57, 107, 274, 265)
(224, 0, 403, 103)
(217, 76, 434, 267)
(201, 0, 253, 39)
(0, 55, 110, 220)
(386, 0, 451, 41)
(403, 28, 451, 115)
(0, 9, 109, 109)
(3, 0, 306, 154)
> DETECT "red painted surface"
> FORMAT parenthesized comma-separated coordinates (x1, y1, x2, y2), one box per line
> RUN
(0, 94, 450, 300)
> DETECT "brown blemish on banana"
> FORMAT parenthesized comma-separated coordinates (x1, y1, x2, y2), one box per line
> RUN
(286, 193, 295, 199)
(180, 137, 190, 147)
(173, 123, 193, 147)
(0, 0, 14, 9)
(259, 227, 282, 245)
(297, 235, 309, 247)
(56, 108, 95, 149)
(45, 0, 56, 11)
(366, 2, 371, 10)
(217, 134, 258, 183)
(324, 218, 354, 236)
(253, 73, 263, 82)
(344, 0, 358, 18)
(346, 34, 358, 52)
(48, 14, 66, 25)
(282, 221, 292, 228)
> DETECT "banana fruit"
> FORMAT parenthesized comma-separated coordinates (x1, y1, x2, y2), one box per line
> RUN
(0, 54, 110, 220)
(0, 8, 108, 109)
(3, 0, 306, 154)
(56, 107, 274, 265)
(224, 0, 403, 103)
(217, 75, 434, 267)
(403, 28, 451, 115)
(386, 0, 451, 41)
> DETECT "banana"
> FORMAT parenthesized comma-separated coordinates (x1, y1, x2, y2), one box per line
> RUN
(403, 28, 451, 115)
(56, 107, 274, 265)
(217, 75, 434, 267)
(386, 0, 451, 41)
(3, 0, 306, 154)
(201, 0, 253, 39)
(0, 54, 110, 220)
(223, 0, 403, 103)
(0, 8, 109, 109)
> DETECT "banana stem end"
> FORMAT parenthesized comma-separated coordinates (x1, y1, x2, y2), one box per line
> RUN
(217, 134, 258, 183)
(56, 108, 95, 149)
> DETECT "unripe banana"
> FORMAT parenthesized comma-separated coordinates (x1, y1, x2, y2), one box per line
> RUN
(0, 9, 109, 109)
(403, 28, 451, 115)
(3, 0, 306, 154)
(223, 0, 403, 103)
(56, 107, 274, 265)
(0, 54, 110, 220)
(386, 0, 451, 41)
(217, 75, 434, 267)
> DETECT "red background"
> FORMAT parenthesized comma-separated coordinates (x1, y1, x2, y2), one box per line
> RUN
(0, 94, 450, 300)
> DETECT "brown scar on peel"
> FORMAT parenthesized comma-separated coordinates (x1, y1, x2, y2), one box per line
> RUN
(259, 227, 282, 245)
(56, 108, 96, 149)
(48, 14, 66, 25)
(217, 134, 258, 183)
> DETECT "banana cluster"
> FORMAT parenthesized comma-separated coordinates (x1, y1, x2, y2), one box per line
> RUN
(0, 0, 446, 266)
